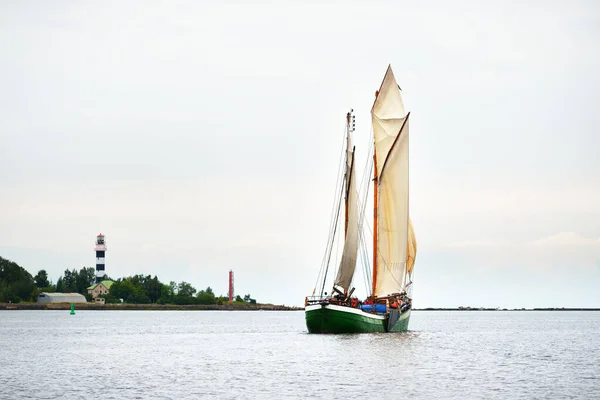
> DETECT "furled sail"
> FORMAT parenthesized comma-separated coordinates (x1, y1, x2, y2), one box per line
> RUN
(372, 65, 411, 297)
(333, 122, 359, 291)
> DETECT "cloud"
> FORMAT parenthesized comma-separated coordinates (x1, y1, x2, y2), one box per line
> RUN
(443, 239, 508, 248)
(444, 232, 600, 250)
(529, 232, 600, 247)
(437, 232, 600, 275)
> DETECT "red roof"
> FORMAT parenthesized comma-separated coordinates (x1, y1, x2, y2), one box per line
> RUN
(98, 233, 104, 237)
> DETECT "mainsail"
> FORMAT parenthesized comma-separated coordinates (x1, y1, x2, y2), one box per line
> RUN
(372, 65, 411, 297)
(333, 114, 359, 291)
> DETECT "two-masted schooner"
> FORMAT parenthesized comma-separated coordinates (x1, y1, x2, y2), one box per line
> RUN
(305, 65, 417, 333)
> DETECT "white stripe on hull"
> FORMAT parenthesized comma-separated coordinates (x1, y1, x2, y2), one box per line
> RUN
(399, 309, 411, 322)
(305, 304, 386, 320)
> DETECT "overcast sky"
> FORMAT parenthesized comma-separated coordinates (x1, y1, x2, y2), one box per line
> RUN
(1, 0, 599, 308)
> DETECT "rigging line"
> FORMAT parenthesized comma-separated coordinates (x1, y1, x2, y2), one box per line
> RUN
(359, 225, 372, 295)
(334, 199, 344, 284)
(312, 124, 348, 293)
(332, 149, 354, 285)
(357, 138, 373, 231)
(356, 144, 373, 234)
(317, 177, 343, 287)
(358, 196, 372, 294)
(351, 154, 372, 290)
(320, 175, 345, 297)
(317, 123, 348, 295)
(357, 136, 373, 202)
(357, 156, 373, 239)
(357, 162, 373, 295)
(358, 234, 368, 295)
(357, 128, 374, 296)
(322, 147, 345, 257)
(355, 183, 369, 295)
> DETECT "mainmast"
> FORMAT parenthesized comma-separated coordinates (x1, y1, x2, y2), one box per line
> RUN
(371, 89, 380, 297)
(372, 149, 378, 297)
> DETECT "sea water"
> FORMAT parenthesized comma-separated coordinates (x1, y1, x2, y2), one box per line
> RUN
(0, 310, 598, 399)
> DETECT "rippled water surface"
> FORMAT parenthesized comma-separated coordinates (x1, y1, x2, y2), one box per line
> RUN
(1, 310, 599, 399)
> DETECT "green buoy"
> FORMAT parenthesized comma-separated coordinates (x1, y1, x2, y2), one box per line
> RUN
(70, 303, 75, 315)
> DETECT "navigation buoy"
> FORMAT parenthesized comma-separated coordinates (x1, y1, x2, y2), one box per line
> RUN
(70, 303, 75, 315)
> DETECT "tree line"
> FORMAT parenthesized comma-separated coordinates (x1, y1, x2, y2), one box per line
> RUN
(0, 256, 255, 305)
(102, 275, 244, 305)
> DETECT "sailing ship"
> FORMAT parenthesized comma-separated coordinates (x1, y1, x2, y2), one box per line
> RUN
(305, 65, 417, 333)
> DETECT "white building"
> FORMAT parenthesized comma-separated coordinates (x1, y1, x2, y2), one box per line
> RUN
(37, 292, 87, 303)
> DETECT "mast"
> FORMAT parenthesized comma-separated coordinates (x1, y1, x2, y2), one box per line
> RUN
(344, 112, 351, 237)
(372, 150, 378, 297)
(342, 111, 351, 296)
(333, 109, 359, 292)
(371, 84, 383, 298)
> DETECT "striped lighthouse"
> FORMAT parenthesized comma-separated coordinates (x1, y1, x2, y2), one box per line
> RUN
(94, 233, 107, 283)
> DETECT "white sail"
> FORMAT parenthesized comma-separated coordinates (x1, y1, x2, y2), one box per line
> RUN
(372, 65, 410, 297)
(371, 66, 406, 178)
(333, 120, 359, 291)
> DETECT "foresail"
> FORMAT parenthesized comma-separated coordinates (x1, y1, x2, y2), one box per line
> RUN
(333, 137, 359, 291)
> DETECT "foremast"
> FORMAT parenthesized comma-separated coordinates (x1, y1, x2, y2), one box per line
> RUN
(344, 111, 354, 238)
(332, 110, 359, 296)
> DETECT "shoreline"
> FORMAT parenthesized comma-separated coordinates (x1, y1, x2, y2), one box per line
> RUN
(2, 303, 598, 311)
(1, 302, 303, 311)
(415, 307, 600, 311)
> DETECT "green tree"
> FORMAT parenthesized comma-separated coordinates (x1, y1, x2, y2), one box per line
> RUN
(177, 281, 196, 297)
(197, 286, 216, 305)
(108, 280, 132, 302)
(34, 270, 49, 288)
(76, 267, 95, 293)
(109, 277, 151, 304)
(62, 269, 78, 292)
(173, 281, 197, 305)
(144, 275, 162, 303)
(100, 292, 121, 304)
(157, 281, 176, 304)
(0, 256, 36, 302)
(56, 277, 65, 292)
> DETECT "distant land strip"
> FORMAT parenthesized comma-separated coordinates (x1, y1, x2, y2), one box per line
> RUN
(2, 303, 599, 311)
(1, 302, 303, 311)
(414, 307, 600, 311)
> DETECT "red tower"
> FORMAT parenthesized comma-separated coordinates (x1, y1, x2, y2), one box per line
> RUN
(228, 270, 234, 302)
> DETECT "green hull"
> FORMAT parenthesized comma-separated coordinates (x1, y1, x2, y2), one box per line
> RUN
(305, 304, 410, 334)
